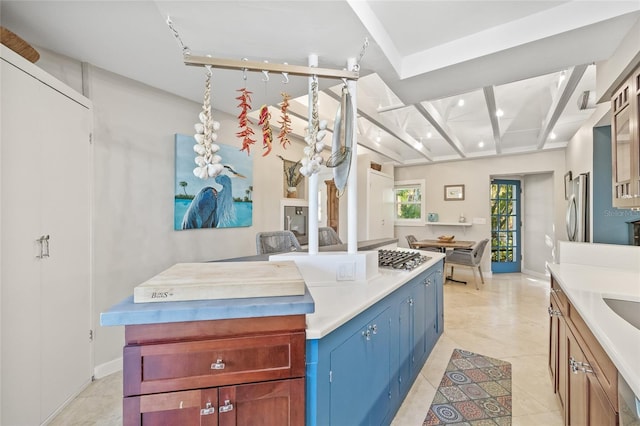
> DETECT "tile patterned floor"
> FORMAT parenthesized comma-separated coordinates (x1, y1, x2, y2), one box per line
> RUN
(51, 271, 563, 425)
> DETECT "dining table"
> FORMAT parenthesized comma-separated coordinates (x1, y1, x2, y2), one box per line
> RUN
(410, 239, 475, 252)
(412, 239, 477, 284)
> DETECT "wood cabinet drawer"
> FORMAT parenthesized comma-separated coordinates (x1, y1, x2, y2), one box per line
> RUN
(123, 378, 305, 426)
(124, 331, 305, 396)
(567, 304, 618, 409)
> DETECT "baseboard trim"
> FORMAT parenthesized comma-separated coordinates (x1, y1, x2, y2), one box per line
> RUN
(521, 268, 549, 280)
(94, 357, 122, 379)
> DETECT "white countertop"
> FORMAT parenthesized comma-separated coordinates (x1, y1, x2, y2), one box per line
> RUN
(547, 262, 640, 398)
(304, 252, 445, 339)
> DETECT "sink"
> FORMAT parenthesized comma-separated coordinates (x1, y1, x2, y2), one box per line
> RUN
(603, 297, 640, 331)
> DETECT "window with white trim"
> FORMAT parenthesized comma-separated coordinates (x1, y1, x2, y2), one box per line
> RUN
(394, 180, 425, 225)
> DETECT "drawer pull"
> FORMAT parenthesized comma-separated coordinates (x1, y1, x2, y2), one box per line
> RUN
(547, 306, 561, 317)
(219, 400, 234, 413)
(200, 402, 215, 416)
(211, 359, 226, 370)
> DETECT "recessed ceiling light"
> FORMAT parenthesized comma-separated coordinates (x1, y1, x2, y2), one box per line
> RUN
(558, 70, 566, 83)
(478, 141, 485, 148)
(415, 141, 423, 149)
(457, 99, 465, 107)
(495, 109, 504, 117)
(550, 132, 557, 140)
(426, 131, 433, 139)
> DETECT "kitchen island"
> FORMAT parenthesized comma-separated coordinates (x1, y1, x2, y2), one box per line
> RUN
(101, 247, 444, 425)
(303, 253, 445, 425)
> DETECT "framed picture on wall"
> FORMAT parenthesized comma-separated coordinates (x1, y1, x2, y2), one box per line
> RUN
(444, 184, 465, 201)
(174, 134, 253, 230)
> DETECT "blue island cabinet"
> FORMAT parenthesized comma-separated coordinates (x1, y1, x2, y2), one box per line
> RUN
(306, 260, 444, 425)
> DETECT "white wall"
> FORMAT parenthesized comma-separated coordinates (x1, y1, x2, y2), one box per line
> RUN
(35, 49, 306, 373)
(395, 150, 566, 274)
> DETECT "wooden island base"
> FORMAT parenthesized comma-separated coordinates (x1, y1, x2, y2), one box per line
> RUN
(122, 315, 306, 425)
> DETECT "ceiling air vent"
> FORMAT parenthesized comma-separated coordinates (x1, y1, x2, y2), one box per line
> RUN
(577, 90, 596, 110)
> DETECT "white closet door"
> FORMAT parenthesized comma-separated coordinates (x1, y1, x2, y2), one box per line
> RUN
(1, 55, 92, 425)
(1, 59, 44, 426)
(38, 77, 92, 422)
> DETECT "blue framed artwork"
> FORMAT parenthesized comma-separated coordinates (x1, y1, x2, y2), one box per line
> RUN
(174, 134, 253, 230)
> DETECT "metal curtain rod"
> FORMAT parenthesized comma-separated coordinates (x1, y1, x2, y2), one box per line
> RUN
(184, 55, 359, 80)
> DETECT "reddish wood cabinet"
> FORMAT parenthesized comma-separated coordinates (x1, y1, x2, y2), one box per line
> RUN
(122, 315, 306, 426)
(548, 276, 618, 426)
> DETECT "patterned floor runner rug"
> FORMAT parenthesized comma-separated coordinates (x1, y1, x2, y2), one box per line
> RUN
(423, 349, 512, 425)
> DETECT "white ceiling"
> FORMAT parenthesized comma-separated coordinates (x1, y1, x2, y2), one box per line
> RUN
(2, 1, 639, 166)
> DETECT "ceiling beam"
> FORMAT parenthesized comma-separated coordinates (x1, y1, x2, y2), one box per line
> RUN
(483, 86, 502, 154)
(414, 102, 466, 158)
(536, 64, 588, 149)
(324, 88, 432, 161)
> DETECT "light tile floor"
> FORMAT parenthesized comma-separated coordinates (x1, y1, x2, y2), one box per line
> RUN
(51, 271, 563, 425)
(391, 271, 564, 426)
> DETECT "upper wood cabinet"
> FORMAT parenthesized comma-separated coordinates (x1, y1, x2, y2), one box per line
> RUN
(612, 65, 640, 209)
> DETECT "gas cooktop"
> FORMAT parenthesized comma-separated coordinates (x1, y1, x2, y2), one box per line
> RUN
(378, 249, 430, 271)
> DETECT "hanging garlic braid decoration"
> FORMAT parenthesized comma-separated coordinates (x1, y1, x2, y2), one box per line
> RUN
(193, 65, 223, 179)
(300, 76, 327, 176)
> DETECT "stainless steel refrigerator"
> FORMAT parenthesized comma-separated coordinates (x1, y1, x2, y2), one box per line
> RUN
(566, 173, 589, 242)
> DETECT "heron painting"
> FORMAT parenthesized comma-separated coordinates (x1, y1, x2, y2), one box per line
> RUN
(174, 134, 253, 230)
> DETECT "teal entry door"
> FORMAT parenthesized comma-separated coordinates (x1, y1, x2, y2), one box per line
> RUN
(491, 179, 521, 273)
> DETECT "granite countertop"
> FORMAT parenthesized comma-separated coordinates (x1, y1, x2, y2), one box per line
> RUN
(305, 252, 445, 339)
(547, 263, 640, 397)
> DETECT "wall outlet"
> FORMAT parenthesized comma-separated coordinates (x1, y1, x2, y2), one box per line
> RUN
(336, 262, 356, 281)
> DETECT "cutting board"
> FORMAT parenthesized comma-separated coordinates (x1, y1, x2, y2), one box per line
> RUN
(133, 261, 305, 303)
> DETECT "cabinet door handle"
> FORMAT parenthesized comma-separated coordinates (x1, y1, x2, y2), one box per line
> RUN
(569, 357, 593, 374)
(219, 400, 234, 413)
(36, 235, 50, 259)
(409, 298, 414, 307)
(369, 324, 377, 335)
(362, 329, 371, 340)
(211, 359, 225, 370)
(200, 402, 215, 416)
(547, 306, 561, 317)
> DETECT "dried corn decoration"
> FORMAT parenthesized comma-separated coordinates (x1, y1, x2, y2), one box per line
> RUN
(258, 105, 273, 156)
(278, 92, 292, 148)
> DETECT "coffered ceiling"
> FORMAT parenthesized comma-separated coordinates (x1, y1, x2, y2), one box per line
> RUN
(2, 1, 639, 165)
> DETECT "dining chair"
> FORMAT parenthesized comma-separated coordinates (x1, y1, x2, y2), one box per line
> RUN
(256, 230, 302, 255)
(444, 238, 489, 290)
(406, 234, 418, 248)
(318, 227, 342, 246)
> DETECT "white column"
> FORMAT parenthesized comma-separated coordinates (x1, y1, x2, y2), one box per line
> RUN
(307, 54, 319, 255)
(347, 58, 358, 254)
